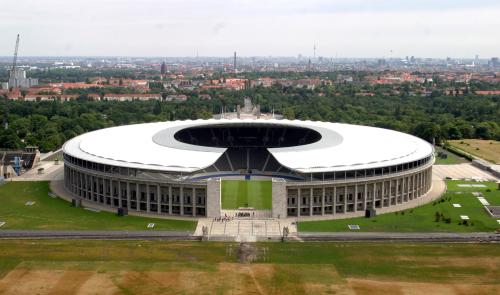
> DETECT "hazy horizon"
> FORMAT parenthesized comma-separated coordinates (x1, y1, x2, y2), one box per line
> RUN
(1, 0, 499, 58)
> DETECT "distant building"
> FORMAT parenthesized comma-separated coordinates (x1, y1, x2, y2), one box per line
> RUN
(24, 94, 80, 102)
(8, 69, 38, 89)
(107, 79, 148, 89)
(48, 82, 101, 89)
(103, 93, 162, 101)
(161, 62, 167, 75)
(224, 78, 247, 90)
(475, 90, 500, 95)
(490, 57, 499, 67)
(199, 94, 211, 100)
(250, 78, 274, 88)
(165, 94, 188, 101)
(7, 89, 22, 100)
(294, 78, 322, 89)
(336, 74, 353, 84)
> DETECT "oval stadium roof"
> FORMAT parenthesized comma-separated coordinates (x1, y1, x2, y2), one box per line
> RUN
(63, 119, 434, 173)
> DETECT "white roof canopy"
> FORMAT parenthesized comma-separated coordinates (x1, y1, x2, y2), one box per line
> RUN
(63, 119, 434, 173)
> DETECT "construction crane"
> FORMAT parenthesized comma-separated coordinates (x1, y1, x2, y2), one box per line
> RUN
(11, 34, 20, 74)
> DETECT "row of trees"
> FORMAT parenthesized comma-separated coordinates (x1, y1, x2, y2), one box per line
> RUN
(1, 87, 499, 152)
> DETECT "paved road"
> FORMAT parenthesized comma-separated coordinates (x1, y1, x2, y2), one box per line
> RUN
(433, 163, 499, 181)
(297, 232, 500, 242)
(0, 230, 199, 240)
(1, 230, 498, 243)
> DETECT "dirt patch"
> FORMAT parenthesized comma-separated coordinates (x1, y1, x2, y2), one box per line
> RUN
(73, 273, 120, 295)
(216, 263, 275, 294)
(431, 257, 500, 270)
(47, 271, 94, 295)
(390, 256, 500, 284)
(237, 243, 259, 263)
(1, 262, 497, 294)
(0, 269, 121, 295)
(0, 268, 65, 295)
(347, 278, 500, 295)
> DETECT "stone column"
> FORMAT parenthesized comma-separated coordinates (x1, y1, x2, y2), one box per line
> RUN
(309, 188, 313, 216)
(136, 183, 140, 211)
(84, 173, 88, 199)
(363, 182, 368, 210)
(126, 182, 131, 210)
(354, 184, 358, 212)
(381, 181, 385, 207)
(321, 187, 325, 215)
(206, 179, 221, 218)
(412, 174, 416, 199)
(79, 172, 84, 197)
(402, 176, 406, 202)
(157, 185, 161, 214)
(180, 186, 184, 216)
(118, 181, 122, 208)
(146, 184, 150, 212)
(343, 186, 347, 213)
(395, 178, 399, 203)
(271, 179, 287, 218)
(332, 186, 336, 215)
(168, 186, 173, 215)
(109, 179, 113, 206)
(96, 177, 100, 202)
(192, 187, 196, 217)
(297, 188, 301, 217)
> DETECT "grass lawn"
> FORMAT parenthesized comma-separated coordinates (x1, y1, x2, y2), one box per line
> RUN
(298, 180, 500, 232)
(448, 139, 500, 164)
(221, 180, 272, 209)
(434, 146, 469, 165)
(0, 240, 498, 294)
(0, 181, 196, 231)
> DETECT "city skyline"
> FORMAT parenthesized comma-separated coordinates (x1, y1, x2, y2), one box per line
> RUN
(1, 0, 499, 58)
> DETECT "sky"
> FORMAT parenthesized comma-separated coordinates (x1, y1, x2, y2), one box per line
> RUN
(0, 0, 499, 58)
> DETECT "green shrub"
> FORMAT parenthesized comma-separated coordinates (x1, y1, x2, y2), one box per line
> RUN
(435, 211, 441, 222)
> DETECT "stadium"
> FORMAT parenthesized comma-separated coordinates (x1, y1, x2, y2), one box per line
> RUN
(62, 119, 434, 219)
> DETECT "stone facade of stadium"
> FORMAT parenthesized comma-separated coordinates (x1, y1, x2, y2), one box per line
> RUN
(63, 153, 433, 219)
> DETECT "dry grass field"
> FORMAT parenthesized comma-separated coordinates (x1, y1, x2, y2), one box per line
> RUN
(0, 240, 498, 295)
(448, 139, 500, 164)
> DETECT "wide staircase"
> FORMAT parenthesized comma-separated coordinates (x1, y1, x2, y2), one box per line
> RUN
(195, 217, 298, 242)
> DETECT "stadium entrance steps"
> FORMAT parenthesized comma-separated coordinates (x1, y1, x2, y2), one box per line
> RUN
(194, 218, 297, 241)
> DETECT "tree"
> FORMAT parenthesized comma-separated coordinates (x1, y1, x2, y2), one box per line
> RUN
(475, 123, 491, 139)
(413, 122, 442, 144)
(0, 128, 23, 149)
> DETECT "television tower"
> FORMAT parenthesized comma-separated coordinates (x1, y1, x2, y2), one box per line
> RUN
(313, 44, 316, 59)
(9, 34, 20, 82)
(11, 34, 20, 74)
(233, 51, 237, 72)
(160, 61, 167, 75)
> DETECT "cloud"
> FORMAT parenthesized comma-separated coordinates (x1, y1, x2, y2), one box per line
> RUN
(0, 0, 499, 57)
(212, 22, 228, 35)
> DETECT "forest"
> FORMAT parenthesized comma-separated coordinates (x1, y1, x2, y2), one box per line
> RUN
(1, 86, 499, 152)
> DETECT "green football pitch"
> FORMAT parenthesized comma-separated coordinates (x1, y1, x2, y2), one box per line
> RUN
(221, 180, 272, 209)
